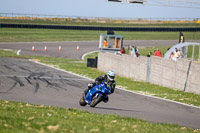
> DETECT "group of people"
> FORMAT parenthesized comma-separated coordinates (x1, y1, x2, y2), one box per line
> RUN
(146, 48, 182, 62)
(130, 46, 139, 57)
(169, 48, 182, 61)
(120, 46, 139, 56)
(146, 49, 162, 58)
(120, 46, 140, 57)
(120, 46, 182, 62)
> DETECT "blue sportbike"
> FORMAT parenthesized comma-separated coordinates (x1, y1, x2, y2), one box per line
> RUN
(79, 82, 111, 107)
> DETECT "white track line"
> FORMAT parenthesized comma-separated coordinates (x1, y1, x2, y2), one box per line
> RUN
(17, 49, 21, 55)
(30, 59, 200, 110)
(117, 88, 200, 109)
(81, 50, 99, 60)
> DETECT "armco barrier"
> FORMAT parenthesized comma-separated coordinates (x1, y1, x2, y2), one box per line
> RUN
(98, 52, 200, 94)
(1, 23, 200, 32)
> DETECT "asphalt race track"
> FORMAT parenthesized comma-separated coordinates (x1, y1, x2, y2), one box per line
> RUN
(0, 57, 200, 129)
(0, 41, 99, 60)
(0, 40, 186, 60)
(0, 41, 200, 129)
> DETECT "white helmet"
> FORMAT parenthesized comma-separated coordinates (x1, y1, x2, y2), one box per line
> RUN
(107, 71, 115, 81)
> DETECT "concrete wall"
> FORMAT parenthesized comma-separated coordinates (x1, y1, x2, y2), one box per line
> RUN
(98, 52, 200, 94)
(186, 61, 200, 93)
(98, 52, 148, 81)
(150, 56, 190, 91)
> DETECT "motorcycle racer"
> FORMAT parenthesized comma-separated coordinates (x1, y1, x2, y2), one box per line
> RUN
(84, 71, 116, 102)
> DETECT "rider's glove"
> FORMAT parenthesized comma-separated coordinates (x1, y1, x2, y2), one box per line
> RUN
(104, 82, 108, 87)
(88, 83, 93, 87)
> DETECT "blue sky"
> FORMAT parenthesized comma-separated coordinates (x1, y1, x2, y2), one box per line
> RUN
(1, 0, 199, 19)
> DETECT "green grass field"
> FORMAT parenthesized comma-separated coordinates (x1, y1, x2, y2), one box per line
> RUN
(1, 18, 199, 42)
(1, 18, 200, 27)
(0, 28, 200, 42)
(1, 100, 198, 133)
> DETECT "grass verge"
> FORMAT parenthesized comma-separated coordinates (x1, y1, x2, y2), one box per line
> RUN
(0, 28, 200, 42)
(1, 100, 198, 133)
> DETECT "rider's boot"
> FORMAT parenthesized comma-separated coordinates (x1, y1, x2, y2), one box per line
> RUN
(103, 96, 109, 103)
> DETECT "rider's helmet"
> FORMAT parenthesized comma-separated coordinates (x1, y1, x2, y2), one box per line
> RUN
(107, 71, 115, 81)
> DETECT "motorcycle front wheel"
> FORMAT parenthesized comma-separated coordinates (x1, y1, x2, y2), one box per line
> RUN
(90, 94, 103, 107)
(79, 96, 87, 106)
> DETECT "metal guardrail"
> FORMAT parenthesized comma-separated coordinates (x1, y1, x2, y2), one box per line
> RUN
(1, 23, 200, 32)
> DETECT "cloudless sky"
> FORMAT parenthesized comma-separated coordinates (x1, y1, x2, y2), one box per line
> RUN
(1, 0, 199, 19)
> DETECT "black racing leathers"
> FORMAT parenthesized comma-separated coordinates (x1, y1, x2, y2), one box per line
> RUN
(85, 75, 116, 95)
(94, 75, 116, 93)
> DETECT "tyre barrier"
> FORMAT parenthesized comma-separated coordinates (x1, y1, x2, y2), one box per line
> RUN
(1, 23, 200, 32)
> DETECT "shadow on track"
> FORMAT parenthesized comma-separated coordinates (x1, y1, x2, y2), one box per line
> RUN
(95, 106, 142, 113)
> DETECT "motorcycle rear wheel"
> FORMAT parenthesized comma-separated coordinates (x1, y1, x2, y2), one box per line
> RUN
(90, 94, 103, 107)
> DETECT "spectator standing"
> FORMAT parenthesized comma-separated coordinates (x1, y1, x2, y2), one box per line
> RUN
(128, 45, 132, 55)
(103, 39, 108, 48)
(131, 46, 136, 56)
(120, 46, 126, 55)
(169, 52, 177, 61)
(174, 48, 181, 59)
(135, 47, 140, 57)
(131, 46, 139, 57)
(154, 49, 162, 57)
(147, 52, 152, 57)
